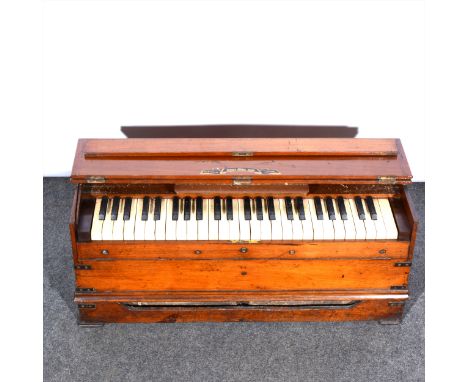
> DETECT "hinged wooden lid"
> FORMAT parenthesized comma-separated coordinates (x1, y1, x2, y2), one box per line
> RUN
(70, 138, 412, 184)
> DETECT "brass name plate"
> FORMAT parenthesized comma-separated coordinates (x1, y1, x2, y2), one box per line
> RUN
(201, 167, 280, 175)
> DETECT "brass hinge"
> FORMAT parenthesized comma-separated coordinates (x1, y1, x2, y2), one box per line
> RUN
(388, 301, 406, 307)
(394, 262, 412, 267)
(76, 287, 95, 293)
(390, 285, 407, 290)
(377, 176, 397, 184)
(232, 151, 253, 157)
(75, 264, 92, 270)
(232, 176, 252, 186)
(78, 304, 96, 309)
(86, 176, 106, 184)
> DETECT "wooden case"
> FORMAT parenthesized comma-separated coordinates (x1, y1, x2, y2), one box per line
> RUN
(69, 138, 417, 325)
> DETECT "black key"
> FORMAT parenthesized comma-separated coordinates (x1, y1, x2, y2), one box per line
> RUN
(154, 197, 161, 220)
(111, 197, 120, 220)
(337, 196, 348, 220)
(214, 197, 221, 220)
(255, 197, 263, 220)
(314, 197, 324, 220)
(285, 197, 294, 220)
(141, 196, 150, 221)
(354, 196, 366, 220)
(267, 197, 276, 220)
(123, 197, 132, 220)
(184, 197, 191, 220)
(172, 197, 179, 220)
(99, 197, 109, 220)
(295, 197, 305, 220)
(226, 197, 233, 220)
(196, 197, 203, 220)
(365, 196, 378, 220)
(243, 197, 251, 220)
(325, 197, 336, 220)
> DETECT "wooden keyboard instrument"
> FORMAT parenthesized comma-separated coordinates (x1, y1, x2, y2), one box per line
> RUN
(69, 138, 417, 325)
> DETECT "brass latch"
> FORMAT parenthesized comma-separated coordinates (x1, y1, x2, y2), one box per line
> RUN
(86, 176, 106, 184)
(232, 151, 253, 157)
(377, 176, 397, 184)
(232, 176, 252, 186)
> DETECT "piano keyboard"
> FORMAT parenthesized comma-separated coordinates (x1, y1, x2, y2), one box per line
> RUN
(90, 196, 399, 241)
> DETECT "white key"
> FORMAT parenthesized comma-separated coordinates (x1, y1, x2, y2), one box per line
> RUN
(322, 199, 335, 240)
(229, 199, 240, 241)
(165, 199, 177, 240)
(112, 198, 125, 240)
(144, 198, 156, 240)
(362, 198, 377, 240)
(155, 198, 167, 240)
(208, 199, 219, 240)
(377, 198, 398, 239)
(279, 199, 293, 240)
(372, 198, 387, 239)
(198, 199, 209, 240)
(291, 199, 303, 240)
(308, 198, 324, 240)
(259, 198, 272, 241)
(186, 198, 198, 240)
(341, 199, 356, 240)
(301, 199, 314, 240)
(270, 199, 283, 240)
(91, 198, 104, 240)
(218, 198, 230, 240)
(238, 199, 251, 241)
(124, 198, 137, 240)
(348, 198, 366, 240)
(134, 198, 145, 240)
(331, 199, 346, 240)
(176, 198, 186, 240)
(101, 198, 114, 240)
(250, 199, 262, 241)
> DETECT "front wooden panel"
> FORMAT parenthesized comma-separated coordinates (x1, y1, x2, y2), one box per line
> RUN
(76, 241, 409, 260)
(75, 259, 409, 292)
(77, 297, 406, 324)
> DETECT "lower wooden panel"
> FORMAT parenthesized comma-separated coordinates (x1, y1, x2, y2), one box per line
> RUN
(77, 297, 406, 324)
(75, 259, 409, 292)
(77, 241, 409, 260)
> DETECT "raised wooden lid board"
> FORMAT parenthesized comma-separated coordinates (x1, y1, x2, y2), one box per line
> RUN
(71, 138, 412, 184)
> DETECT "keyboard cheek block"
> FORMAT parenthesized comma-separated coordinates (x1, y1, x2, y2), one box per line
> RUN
(69, 137, 418, 325)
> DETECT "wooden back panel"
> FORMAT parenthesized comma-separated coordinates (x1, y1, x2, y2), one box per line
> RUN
(71, 138, 412, 184)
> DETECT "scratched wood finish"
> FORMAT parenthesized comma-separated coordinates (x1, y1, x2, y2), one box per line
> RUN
(75, 259, 409, 292)
(69, 137, 417, 324)
(71, 138, 412, 184)
(74, 290, 408, 303)
(80, 138, 399, 157)
(76, 241, 409, 260)
(77, 297, 405, 324)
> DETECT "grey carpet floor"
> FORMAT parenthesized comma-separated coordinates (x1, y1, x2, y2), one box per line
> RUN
(43, 178, 424, 382)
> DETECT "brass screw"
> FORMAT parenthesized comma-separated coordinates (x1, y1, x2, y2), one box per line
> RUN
(194, 250, 202, 255)
(240, 247, 248, 254)
(289, 250, 296, 255)
(379, 249, 387, 254)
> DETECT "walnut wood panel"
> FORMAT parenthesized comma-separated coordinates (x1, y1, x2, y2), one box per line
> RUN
(75, 259, 409, 292)
(77, 297, 405, 324)
(79, 138, 398, 157)
(401, 187, 419, 261)
(76, 241, 409, 261)
(71, 138, 412, 184)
